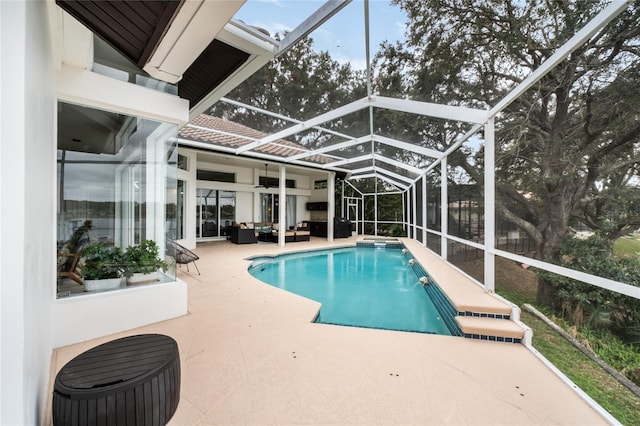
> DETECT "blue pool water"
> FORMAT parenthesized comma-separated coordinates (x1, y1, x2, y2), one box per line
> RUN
(248, 246, 452, 335)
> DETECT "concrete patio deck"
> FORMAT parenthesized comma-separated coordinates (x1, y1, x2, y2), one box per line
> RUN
(48, 236, 613, 425)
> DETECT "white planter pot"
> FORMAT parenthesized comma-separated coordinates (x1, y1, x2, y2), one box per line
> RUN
(84, 277, 122, 292)
(127, 271, 160, 285)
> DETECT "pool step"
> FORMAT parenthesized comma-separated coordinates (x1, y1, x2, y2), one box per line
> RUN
(455, 316, 525, 344)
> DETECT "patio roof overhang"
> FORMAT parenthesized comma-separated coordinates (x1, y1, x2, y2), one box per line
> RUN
(54, 0, 352, 121)
(54, 0, 275, 119)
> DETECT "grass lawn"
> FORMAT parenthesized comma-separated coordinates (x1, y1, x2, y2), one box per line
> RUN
(523, 311, 640, 425)
(614, 234, 640, 259)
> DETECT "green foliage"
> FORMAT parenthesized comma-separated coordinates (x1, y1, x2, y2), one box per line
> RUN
(209, 35, 367, 149)
(386, 0, 640, 258)
(81, 242, 124, 280)
(538, 234, 640, 342)
(123, 240, 167, 277)
(376, 193, 403, 221)
(389, 224, 406, 237)
(579, 327, 640, 387)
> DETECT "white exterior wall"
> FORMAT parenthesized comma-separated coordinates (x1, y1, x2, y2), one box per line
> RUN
(236, 192, 255, 223)
(297, 196, 310, 222)
(53, 68, 189, 348)
(53, 281, 187, 347)
(1, 2, 55, 424)
(177, 150, 197, 249)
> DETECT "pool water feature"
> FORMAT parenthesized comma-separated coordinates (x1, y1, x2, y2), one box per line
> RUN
(249, 246, 458, 335)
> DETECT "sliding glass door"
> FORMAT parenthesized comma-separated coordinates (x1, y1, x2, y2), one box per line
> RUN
(260, 193, 296, 227)
(196, 189, 235, 239)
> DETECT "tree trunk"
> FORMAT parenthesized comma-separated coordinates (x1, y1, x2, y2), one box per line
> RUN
(536, 275, 560, 309)
(535, 195, 569, 305)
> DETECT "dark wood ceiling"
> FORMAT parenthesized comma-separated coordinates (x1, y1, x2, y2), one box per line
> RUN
(179, 40, 250, 108)
(56, 0, 252, 109)
(56, 0, 180, 69)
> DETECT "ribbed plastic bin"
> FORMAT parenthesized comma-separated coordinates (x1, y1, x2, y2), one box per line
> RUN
(53, 334, 180, 426)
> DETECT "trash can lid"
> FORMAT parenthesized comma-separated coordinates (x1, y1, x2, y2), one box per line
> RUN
(54, 334, 178, 396)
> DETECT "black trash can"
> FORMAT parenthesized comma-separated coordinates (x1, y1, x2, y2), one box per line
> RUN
(53, 334, 180, 426)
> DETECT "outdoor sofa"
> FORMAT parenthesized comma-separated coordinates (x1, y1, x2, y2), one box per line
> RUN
(230, 225, 257, 244)
(269, 222, 310, 243)
(230, 222, 310, 243)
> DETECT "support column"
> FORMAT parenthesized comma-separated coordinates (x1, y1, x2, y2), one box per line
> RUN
(440, 157, 448, 260)
(411, 184, 417, 239)
(374, 178, 378, 236)
(484, 118, 496, 291)
(279, 164, 286, 247)
(422, 176, 427, 245)
(253, 166, 261, 223)
(327, 171, 335, 241)
(341, 179, 345, 222)
(401, 191, 406, 237)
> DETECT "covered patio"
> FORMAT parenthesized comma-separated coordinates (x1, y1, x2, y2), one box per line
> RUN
(48, 237, 612, 425)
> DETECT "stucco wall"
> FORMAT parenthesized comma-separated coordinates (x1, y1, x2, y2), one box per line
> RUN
(1, 1, 55, 424)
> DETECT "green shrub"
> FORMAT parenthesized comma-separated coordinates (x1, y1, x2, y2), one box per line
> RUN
(389, 224, 406, 237)
(123, 240, 168, 277)
(578, 327, 640, 387)
(538, 234, 640, 343)
(81, 242, 125, 280)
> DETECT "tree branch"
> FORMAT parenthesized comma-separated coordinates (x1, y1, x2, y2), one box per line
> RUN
(496, 202, 543, 246)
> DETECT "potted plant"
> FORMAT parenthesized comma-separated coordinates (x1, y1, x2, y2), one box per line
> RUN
(124, 239, 168, 284)
(80, 242, 125, 291)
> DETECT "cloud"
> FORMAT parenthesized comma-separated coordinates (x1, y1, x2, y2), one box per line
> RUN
(332, 54, 367, 71)
(311, 27, 342, 49)
(250, 20, 293, 36)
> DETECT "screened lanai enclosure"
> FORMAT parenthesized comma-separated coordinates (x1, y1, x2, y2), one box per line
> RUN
(177, 0, 640, 304)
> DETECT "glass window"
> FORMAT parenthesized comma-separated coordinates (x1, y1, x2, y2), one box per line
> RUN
(92, 35, 178, 96)
(197, 170, 235, 183)
(259, 176, 296, 188)
(220, 191, 236, 229)
(260, 193, 279, 222)
(56, 101, 177, 297)
(314, 180, 327, 189)
(196, 189, 235, 239)
(166, 179, 185, 240)
(177, 154, 188, 171)
(260, 193, 296, 226)
(286, 194, 296, 229)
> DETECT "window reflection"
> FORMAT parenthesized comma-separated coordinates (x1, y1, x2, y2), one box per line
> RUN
(56, 102, 177, 296)
(196, 189, 236, 239)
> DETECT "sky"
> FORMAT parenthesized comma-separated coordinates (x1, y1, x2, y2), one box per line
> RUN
(234, 0, 407, 69)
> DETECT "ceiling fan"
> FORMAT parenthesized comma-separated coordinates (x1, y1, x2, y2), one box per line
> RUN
(254, 163, 271, 189)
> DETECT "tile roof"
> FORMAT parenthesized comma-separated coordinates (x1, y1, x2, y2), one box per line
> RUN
(179, 115, 336, 165)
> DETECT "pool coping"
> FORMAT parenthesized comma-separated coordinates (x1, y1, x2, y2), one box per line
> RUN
(401, 239, 515, 315)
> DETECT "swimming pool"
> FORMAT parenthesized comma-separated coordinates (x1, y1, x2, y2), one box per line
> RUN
(249, 246, 459, 335)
